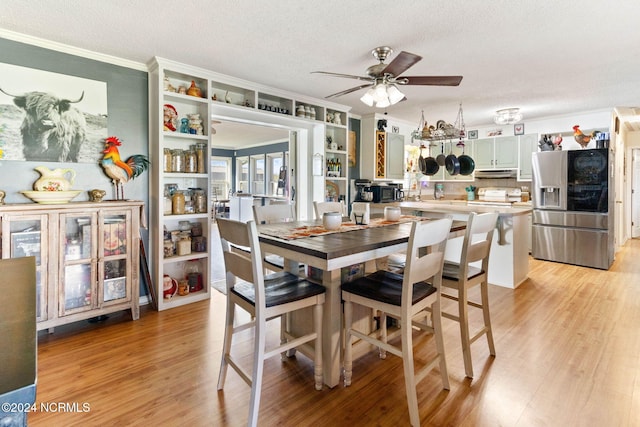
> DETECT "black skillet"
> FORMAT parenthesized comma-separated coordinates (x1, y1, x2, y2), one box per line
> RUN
(445, 143, 460, 175)
(424, 144, 440, 175)
(458, 143, 475, 175)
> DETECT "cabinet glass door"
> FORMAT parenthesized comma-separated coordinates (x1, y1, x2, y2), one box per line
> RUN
(101, 213, 130, 305)
(60, 214, 96, 316)
(5, 215, 48, 322)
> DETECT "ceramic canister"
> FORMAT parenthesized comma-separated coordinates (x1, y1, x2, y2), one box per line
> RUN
(384, 206, 401, 221)
(323, 212, 342, 231)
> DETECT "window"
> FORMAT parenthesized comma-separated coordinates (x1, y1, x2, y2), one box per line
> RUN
(250, 155, 265, 194)
(236, 157, 249, 193)
(210, 157, 231, 199)
(267, 153, 284, 196)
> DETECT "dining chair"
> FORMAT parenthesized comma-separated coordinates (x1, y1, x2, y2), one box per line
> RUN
(252, 203, 296, 271)
(216, 218, 326, 427)
(342, 218, 452, 427)
(440, 211, 499, 378)
(313, 200, 346, 219)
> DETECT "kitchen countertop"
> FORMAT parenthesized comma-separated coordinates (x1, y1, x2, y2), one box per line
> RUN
(387, 200, 532, 217)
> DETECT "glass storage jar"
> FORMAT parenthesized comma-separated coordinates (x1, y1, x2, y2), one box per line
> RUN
(195, 143, 206, 173)
(163, 148, 172, 173)
(192, 188, 207, 213)
(172, 190, 185, 214)
(176, 234, 191, 256)
(185, 147, 197, 173)
(171, 149, 185, 172)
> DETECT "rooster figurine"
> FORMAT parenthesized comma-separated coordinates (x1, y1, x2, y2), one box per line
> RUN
(101, 136, 149, 200)
(573, 125, 600, 148)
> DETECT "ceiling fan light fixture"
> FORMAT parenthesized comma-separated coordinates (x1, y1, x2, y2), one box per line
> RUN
(386, 85, 405, 105)
(360, 89, 375, 107)
(373, 84, 388, 103)
(494, 108, 523, 125)
(376, 98, 391, 108)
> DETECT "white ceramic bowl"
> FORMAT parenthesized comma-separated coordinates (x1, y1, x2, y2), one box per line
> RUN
(322, 212, 342, 231)
(21, 190, 82, 204)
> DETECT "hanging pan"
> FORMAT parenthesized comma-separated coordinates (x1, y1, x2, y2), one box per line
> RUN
(445, 142, 460, 175)
(436, 142, 446, 166)
(418, 146, 427, 174)
(458, 142, 475, 175)
(423, 144, 440, 176)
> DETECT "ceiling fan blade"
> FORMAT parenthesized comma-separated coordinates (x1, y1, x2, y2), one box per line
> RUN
(381, 51, 422, 77)
(325, 83, 373, 99)
(311, 71, 373, 82)
(400, 76, 463, 86)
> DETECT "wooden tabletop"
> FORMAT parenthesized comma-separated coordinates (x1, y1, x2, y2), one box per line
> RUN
(258, 218, 466, 261)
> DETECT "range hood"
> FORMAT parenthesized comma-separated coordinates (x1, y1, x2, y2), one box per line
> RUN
(474, 169, 517, 179)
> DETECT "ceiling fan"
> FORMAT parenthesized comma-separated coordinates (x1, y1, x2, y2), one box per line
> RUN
(312, 46, 463, 107)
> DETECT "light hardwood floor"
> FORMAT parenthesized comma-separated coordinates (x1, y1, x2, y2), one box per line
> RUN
(29, 239, 640, 426)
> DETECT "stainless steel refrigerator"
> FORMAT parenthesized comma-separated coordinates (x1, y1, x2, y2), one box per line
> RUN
(531, 148, 614, 269)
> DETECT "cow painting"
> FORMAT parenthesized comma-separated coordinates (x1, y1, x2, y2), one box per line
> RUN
(0, 88, 87, 162)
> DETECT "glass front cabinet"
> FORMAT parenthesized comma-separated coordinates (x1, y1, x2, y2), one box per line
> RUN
(0, 201, 143, 331)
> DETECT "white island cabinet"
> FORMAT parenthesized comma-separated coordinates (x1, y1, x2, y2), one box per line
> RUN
(392, 201, 532, 289)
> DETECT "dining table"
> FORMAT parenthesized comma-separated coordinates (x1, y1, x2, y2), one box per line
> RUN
(258, 215, 466, 388)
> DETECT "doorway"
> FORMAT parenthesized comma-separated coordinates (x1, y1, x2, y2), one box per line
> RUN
(632, 149, 640, 238)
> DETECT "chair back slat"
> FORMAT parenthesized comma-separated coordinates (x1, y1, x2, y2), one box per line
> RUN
(217, 218, 265, 304)
(314, 201, 345, 219)
(253, 203, 295, 224)
(403, 218, 452, 306)
(460, 212, 499, 272)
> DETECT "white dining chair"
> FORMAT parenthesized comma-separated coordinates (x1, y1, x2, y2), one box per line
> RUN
(440, 211, 499, 378)
(342, 218, 452, 427)
(216, 218, 326, 427)
(313, 200, 346, 219)
(252, 203, 296, 272)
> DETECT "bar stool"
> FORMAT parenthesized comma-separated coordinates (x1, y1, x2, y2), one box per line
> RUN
(342, 218, 452, 427)
(216, 218, 326, 427)
(440, 211, 499, 378)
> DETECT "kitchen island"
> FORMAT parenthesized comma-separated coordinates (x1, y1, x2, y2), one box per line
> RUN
(374, 200, 532, 289)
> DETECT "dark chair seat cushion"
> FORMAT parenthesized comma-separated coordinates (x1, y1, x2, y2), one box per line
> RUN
(342, 270, 436, 307)
(231, 271, 325, 307)
(442, 262, 484, 282)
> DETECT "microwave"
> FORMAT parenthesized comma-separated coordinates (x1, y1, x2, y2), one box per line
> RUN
(371, 185, 398, 203)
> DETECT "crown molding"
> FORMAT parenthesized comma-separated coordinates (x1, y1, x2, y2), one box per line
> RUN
(0, 28, 147, 72)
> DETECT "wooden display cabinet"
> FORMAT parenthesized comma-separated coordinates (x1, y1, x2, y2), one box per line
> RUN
(0, 201, 143, 331)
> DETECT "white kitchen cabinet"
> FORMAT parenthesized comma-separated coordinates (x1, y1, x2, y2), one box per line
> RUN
(475, 136, 518, 169)
(386, 133, 405, 180)
(518, 134, 539, 181)
(361, 115, 406, 181)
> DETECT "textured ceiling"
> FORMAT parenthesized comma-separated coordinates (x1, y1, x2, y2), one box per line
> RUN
(1, 0, 639, 133)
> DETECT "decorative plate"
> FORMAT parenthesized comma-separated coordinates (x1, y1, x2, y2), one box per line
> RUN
(325, 181, 339, 201)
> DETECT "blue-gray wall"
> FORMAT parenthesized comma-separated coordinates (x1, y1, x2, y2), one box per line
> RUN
(0, 36, 150, 296)
(0, 37, 149, 206)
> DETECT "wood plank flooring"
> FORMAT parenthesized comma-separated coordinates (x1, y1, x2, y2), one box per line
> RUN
(29, 239, 640, 426)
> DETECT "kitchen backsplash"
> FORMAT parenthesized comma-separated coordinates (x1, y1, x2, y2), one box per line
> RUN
(405, 177, 531, 200)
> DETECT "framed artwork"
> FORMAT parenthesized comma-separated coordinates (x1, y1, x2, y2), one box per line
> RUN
(514, 123, 525, 135)
(467, 130, 478, 140)
(0, 62, 108, 163)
